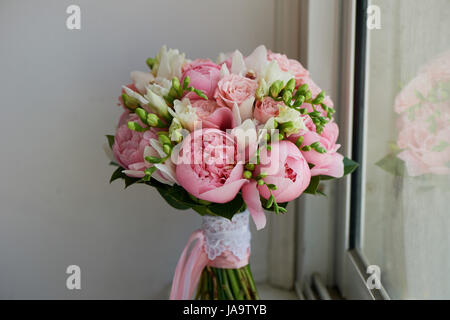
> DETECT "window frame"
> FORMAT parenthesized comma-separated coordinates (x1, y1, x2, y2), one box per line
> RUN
(335, 0, 390, 300)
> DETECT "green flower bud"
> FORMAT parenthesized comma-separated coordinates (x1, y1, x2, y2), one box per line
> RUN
(145, 156, 162, 164)
(245, 163, 255, 171)
(135, 108, 148, 124)
(163, 144, 172, 156)
(172, 77, 181, 95)
(279, 121, 294, 134)
(257, 179, 265, 186)
(316, 147, 327, 153)
(298, 83, 309, 95)
(285, 78, 296, 92)
(182, 76, 190, 90)
(269, 80, 284, 98)
(122, 93, 140, 110)
(147, 113, 166, 128)
(158, 134, 171, 146)
(282, 90, 292, 105)
(146, 57, 156, 70)
(301, 145, 311, 151)
(278, 133, 285, 141)
(243, 170, 253, 179)
(312, 91, 325, 104)
(258, 172, 268, 179)
(299, 108, 307, 115)
(128, 121, 146, 132)
(295, 136, 304, 148)
(310, 141, 321, 149)
(296, 95, 305, 106)
(305, 90, 312, 101)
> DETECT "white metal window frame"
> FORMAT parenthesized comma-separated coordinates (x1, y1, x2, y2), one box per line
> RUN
(292, 0, 391, 300)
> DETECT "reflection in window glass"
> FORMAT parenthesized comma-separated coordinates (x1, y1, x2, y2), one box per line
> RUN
(362, 0, 450, 299)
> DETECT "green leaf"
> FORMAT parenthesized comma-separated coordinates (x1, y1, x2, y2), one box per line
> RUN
(124, 175, 141, 188)
(304, 176, 320, 194)
(155, 185, 195, 210)
(110, 166, 124, 183)
(208, 194, 246, 220)
(343, 156, 359, 176)
(106, 135, 115, 149)
(431, 141, 449, 152)
(375, 153, 405, 176)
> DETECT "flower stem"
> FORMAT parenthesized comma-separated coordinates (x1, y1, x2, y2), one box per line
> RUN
(226, 268, 243, 300)
(220, 268, 235, 300)
(244, 265, 259, 300)
(196, 265, 258, 300)
(235, 269, 251, 300)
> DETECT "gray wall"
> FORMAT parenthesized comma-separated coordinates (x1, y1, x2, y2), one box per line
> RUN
(0, 0, 275, 299)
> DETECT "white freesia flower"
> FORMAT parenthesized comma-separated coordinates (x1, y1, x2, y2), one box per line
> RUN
(216, 51, 233, 64)
(144, 87, 171, 120)
(130, 71, 155, 94)
(145, 142, 178, 185)
(155, 45, 185, 80)
(260, 60, 293, 87)
(245, 45, 269, 76)
(231, 119, 259, 164)
(226, 45, 270, 79)
(122, 86, 149, 105)
(146, 77, 171, 97)
(231, 50, 246, 75)
(275, 105, 306, 137)
(220, 63, 230, 78)
(168, 98, 198, 132)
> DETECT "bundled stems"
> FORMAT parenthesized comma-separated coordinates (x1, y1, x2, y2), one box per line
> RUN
(195, 265, 259, 300)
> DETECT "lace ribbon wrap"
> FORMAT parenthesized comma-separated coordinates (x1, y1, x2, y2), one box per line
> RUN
(202, 210, 251, 262)
(169, 210, 251, 300)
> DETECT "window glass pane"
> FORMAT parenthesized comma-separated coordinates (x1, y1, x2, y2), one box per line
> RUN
(362, 0, 450, 299)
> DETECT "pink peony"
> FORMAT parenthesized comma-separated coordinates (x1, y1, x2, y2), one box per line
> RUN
(214, 74, 258, 109)
(253, 97, 281, 123)
(289, 59, 309, 86)
(191, 99, 234, 131)
(181, 59, 221, 100)
(267, 50, 309, 86)
(176, 129, 247, 203)
(255, 141, 311, 203)
(394, 73, 432, 114)
(290, 121, 344, 177)
(113, 112, 157, 177)
(242, 141, 311, 230)
(267, 51, 291, 72)
(396, 103, 450, 176)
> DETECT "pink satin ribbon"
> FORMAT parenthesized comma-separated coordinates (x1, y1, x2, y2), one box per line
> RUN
(169, 229, 250, 300)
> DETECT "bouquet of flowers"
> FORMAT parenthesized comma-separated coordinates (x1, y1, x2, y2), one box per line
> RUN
(105, 45, 357, 300)
(377, 51, 450, 179)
